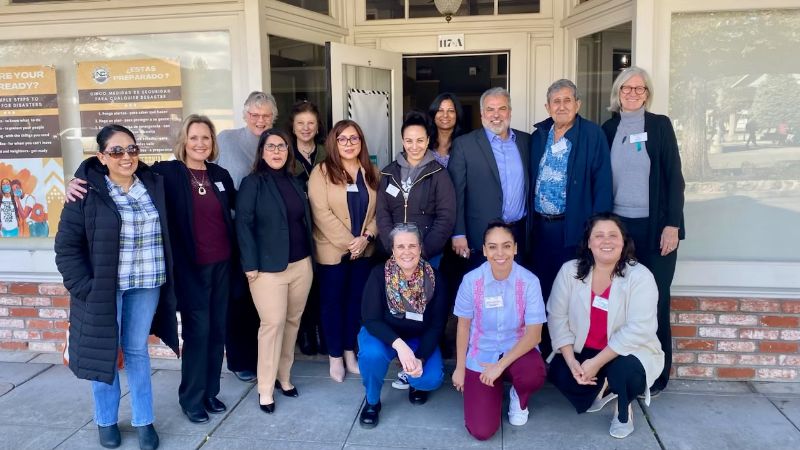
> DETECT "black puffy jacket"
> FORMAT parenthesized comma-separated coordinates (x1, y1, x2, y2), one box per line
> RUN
(54, 157, 179, 384)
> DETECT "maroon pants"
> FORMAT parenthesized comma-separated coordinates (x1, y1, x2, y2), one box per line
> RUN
(463, 349, 546, 440)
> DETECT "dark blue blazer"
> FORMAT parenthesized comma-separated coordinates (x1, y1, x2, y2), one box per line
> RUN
(529, 114, 613, 248)
(448, 127, 531, 249)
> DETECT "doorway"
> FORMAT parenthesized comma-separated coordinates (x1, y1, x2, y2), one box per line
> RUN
(403, 52, 509, 131)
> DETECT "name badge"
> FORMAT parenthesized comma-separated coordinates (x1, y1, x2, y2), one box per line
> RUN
(551, 139, 568, 155)
(484, 295, 504, 309)
(386, 184, 400, 197)
(346, 184, 359, 193)
(405, 311, 424, 322)
(214, 181, 225, 191)
(592, 295, 609, 312)
(629, 132, 648, 143)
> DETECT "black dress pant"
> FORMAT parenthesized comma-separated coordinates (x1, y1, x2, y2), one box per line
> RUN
(179, 260, 230, 411)
(225, 272, 259, 373)
(549, 348, 646, 423)
(530, 215, 578, 358)
(620, 217, 678, 390)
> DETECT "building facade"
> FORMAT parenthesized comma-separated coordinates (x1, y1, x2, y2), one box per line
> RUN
(1, 0, 799, 381)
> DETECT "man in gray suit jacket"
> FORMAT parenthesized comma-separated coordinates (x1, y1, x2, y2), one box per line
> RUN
(448, 87, 531, 269)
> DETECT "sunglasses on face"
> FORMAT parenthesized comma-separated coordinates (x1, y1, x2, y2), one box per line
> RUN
(103, 144, 141, 158)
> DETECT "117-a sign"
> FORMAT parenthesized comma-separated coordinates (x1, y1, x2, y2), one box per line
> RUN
(438, 34, 465, 52)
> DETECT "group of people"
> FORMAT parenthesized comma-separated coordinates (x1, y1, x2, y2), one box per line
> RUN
(54, 65, 684, 450)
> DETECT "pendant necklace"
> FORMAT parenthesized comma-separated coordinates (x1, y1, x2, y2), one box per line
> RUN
(188, 168, 208, 196)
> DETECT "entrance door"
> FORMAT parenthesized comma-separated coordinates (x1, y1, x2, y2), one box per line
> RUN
(326, 42, 403, 169)
(403, 52, 509, 131)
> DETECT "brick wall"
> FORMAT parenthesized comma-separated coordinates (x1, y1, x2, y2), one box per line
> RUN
(0, 282, 177, 358)
(2, 281, 799, 381)
(671, 297, 800, 381)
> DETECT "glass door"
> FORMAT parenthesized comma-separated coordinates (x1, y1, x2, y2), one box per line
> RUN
(326, 42, 402, 168)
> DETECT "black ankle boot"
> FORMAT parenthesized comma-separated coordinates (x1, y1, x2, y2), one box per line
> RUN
(136, 424, 159, 450)
(97, 424, 121, 448)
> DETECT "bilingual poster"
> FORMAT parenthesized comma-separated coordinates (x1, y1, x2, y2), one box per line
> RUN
(76, 58, 183, 163)
(0, 65, 65, 238)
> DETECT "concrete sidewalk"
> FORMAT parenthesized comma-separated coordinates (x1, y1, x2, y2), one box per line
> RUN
(1, 351, 799, 450)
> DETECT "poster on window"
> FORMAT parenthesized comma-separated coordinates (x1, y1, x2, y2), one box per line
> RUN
(76, 58, 183, 163)
(0, 64, 64, 238)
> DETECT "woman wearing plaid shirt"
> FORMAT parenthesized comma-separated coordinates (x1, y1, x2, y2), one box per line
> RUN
(56, 124, 178, 450)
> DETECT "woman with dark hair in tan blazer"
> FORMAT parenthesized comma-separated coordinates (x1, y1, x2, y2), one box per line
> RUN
(308, 119, 380, 382)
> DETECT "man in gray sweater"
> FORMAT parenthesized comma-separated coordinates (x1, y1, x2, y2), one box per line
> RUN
(217, 91, 278, 382)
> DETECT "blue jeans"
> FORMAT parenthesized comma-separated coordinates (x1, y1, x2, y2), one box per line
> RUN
(92, 287, 160, 427)
(357, 327, 444, 405)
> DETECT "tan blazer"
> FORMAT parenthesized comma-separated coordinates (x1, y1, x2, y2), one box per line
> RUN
(547, 260, 665, 390)
(308, 162, 379, 265)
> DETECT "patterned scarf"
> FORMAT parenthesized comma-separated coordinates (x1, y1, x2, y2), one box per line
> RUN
(384, 256, 435, 316)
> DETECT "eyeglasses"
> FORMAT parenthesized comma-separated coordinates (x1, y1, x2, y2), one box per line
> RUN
(264, 143, 288, 153)
(247, 111, 272, 121)
(103, 144, 140, 158)
(336, 135, 361, 146)
(621, 85, 648, 95)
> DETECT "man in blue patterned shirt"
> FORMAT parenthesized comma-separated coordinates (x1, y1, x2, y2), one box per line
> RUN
(528, 79, 613, 357)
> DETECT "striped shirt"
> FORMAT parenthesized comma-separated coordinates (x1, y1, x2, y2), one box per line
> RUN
(105, 175, 166, 291)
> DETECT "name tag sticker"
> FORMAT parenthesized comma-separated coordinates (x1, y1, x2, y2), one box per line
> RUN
(386, 184, 400, 197)
(551, 140, 568, 155)
(346, 184, 359, 193)
(629, 132, 648, 143)
(592, 295, 609, 312)
(405, 311, 424, 322)
(215, 181, 225, 191)
(484, 295, 504, 309)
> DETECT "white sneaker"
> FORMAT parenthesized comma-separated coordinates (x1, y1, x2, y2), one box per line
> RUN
(609, 405, 634, 439)
(508, 387, 529, 426)
(391, 371, 410, 390)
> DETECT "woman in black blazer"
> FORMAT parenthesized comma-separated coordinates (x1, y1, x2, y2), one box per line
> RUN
(601, 66, 686, 397)
(151, 114, 238, 423)
(236, 128, 314, 414)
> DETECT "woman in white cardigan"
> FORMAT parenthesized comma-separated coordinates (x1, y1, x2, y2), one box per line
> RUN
(547, 213, 664, 439)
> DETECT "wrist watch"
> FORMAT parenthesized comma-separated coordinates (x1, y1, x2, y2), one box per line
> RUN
(362, 232, 375, 243)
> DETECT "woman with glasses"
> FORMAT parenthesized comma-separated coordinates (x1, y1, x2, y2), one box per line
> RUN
(376, 110, 455, 266)
(357, 223, 447, 429)
(308, 120, 380, 382)
(601, 67, 685, 397)
(55, 124, 178, 450)
(236, 128, 314, 414)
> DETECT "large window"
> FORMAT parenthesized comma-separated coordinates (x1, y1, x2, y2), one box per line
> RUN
(669, 9, 800, 262)
(268, 35, 327, 131)
(0, 31, 233, 175)
(366, 0, 539, 20)
(576, 22, 632, 125)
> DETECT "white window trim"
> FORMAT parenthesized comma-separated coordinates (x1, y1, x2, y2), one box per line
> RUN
(645, 0, 800, 297)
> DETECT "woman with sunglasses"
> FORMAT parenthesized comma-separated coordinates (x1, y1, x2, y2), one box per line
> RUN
(65, 116, 238, 425)
(236, 128, 314, 414)
(55, 124, 179, 450)
(308, 120, 380, 382)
